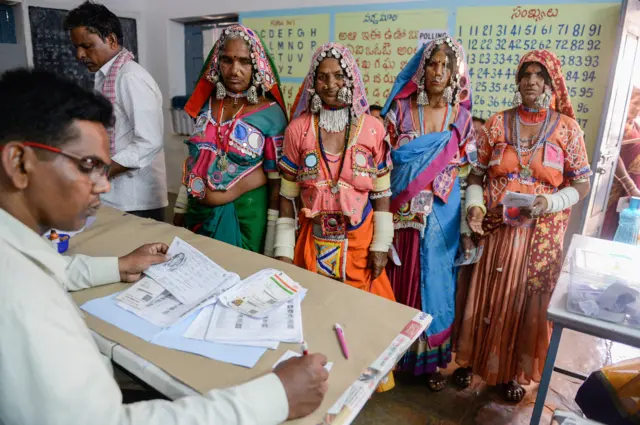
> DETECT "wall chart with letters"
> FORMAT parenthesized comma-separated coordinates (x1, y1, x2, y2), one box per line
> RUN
(241, 1, 621, 155)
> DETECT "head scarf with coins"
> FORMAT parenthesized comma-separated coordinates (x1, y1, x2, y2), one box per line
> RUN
(382, 36, 472, 116)
(291, 43, 369, 130)
(185, 24, 285, 118)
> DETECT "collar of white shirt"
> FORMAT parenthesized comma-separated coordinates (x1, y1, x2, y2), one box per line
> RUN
(97, 50, 124, 79)
(0, 208, 69, 283)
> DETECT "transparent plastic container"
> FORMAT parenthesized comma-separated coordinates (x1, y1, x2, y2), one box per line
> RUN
(568, 247, 640, 328)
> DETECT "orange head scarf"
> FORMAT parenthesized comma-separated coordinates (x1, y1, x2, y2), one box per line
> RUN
(516, 49, 576, 120)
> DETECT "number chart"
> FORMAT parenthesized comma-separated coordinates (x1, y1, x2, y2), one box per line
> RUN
(243, 15, 330, 79)
(456, 3, 620, 155)
(334, 9, 448, 107)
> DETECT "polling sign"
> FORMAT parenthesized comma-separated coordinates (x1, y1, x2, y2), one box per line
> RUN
(417, 29, 449, 48)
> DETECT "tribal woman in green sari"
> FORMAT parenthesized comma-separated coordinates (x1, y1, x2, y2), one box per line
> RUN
(173, 25, 287, 254)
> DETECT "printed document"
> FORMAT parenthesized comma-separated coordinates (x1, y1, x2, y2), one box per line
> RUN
(205, 295, 304, 343)
(145, 237, 237, 305)
(218, 269, 304, 318)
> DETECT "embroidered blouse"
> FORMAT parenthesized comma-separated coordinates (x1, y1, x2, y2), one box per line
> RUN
(279, 113, 391, 226)
(473, 108, 592, 209)
(182, 101, 287, 197)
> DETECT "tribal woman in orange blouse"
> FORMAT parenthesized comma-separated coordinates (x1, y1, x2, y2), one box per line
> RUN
(454, 50, 592, 402)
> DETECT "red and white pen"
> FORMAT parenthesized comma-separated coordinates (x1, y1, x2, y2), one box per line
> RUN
(334, 323, 349, 359)
(301, 340, 309, 356)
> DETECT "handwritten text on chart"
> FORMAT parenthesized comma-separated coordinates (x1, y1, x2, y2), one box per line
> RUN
(280, 83, 299, 113)
(335, 9, 448, 107)
(243, 15, 330, 79)
(456, 4, 619, 155)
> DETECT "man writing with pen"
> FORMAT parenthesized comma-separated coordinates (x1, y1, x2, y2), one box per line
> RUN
(0, 68, 329, 425)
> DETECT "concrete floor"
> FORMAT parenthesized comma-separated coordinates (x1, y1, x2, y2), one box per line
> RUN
(163, 193, 639, 424)
(354, 329, 640, 425)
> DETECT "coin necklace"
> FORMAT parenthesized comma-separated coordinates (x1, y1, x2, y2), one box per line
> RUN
(316, 110, 351, 194)
(514, 108, 549, 179)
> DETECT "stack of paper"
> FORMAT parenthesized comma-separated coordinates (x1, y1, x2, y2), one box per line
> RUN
(218, 269, 304, 318)
(81, 294, 268, 367)
(184, 269, 306, 349)
(82, 238, 308, 367)
(115, 237, 241, 327)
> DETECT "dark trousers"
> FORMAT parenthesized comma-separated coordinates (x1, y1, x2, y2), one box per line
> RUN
(127, 207, 166, 222)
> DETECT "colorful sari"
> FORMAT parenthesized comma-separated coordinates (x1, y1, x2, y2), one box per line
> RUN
(181, 25, 287, 252)
(281, 43, 394, 300)
(455, 50, 592, 385)
(381, 37, 476, 375)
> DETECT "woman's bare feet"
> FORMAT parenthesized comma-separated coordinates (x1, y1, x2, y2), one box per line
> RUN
(452, 367, 472, 389)
(426, 371, 446, 392)
(503, 380, 526, 402)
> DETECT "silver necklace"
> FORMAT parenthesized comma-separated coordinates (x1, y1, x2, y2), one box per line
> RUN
(227, 91, 247, 105)
(514, 109, 550, 179)
(319, 108, 349, 133)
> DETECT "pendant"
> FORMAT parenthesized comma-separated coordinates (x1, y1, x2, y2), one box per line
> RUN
(331, 185, 339, 194)
(217, 153, 229, 172)
(520, 165, 532, 179)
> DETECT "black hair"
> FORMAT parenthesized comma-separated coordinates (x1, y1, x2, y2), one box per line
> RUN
(472, 117, 486, 124)
(517, 62, 552, 86)
(64, 1, 123, 46)
(0, 69, 113, 148)
(370, 105, 382, 112)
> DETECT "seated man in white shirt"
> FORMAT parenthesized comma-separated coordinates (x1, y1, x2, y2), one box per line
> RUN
(64, 1, 168, 222)
(0, 68, 329, 425)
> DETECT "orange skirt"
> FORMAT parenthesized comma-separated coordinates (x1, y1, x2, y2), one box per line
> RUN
(455, 225, 552, 386)
(294, 213, 395, 301)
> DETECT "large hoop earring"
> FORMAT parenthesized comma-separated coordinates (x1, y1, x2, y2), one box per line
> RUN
(311, 94, 322, 113)
(535, 85, 553, 110)
(247, 85, 258, 104)
(215, 82, 226, 100)
(443, 86, 453, 105)
(417, 82, 429, 106)
(512, 90, 523, 108)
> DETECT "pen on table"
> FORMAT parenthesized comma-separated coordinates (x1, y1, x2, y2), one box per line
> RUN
(334, 323, 349, 359)
(301, 340, 309, 356)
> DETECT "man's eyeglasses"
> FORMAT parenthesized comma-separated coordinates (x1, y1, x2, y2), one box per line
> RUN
(0, 142, 109, 182)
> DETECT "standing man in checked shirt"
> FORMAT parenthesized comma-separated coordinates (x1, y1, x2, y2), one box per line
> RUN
(65, 1, 168, 221)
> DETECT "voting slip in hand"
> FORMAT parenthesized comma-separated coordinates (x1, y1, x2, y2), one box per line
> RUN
(502, 191, 537, 209)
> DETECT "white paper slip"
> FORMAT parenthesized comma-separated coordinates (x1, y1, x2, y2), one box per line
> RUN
(502, 191, 537, 208)
(116, 276, 230, 328)
(218, 269, 304, 318)
(273, 350, 333, 372)
(145, 237, 240, 305)
(205, 296, 304, 343)
(116, 277, 166, 310)
(183, 306, 280, 349)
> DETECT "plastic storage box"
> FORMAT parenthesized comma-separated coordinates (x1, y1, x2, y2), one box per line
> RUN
(568, 247, 640, 327)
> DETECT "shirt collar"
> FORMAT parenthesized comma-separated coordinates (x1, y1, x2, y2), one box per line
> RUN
(97, 50, 123, 77)
(0, 209, 68, 282)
